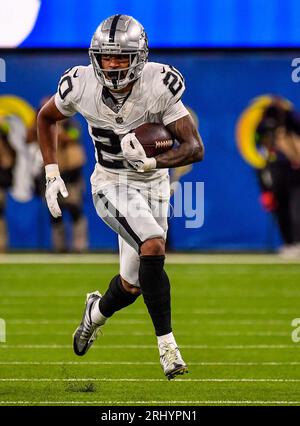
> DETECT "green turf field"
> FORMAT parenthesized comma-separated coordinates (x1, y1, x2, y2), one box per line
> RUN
(0, 259, 300, 406)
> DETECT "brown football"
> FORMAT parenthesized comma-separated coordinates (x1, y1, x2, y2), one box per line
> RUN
(133, 123, 174, 158)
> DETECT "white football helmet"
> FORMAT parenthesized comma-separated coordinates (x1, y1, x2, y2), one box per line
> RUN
(89, 14, 149, 91)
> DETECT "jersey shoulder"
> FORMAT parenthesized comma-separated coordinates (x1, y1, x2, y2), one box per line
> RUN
(55, 65, 96, 114)
(141, 62, 185, 105)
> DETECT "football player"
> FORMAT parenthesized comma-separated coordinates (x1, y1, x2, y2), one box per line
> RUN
(37, 14, 204, 380)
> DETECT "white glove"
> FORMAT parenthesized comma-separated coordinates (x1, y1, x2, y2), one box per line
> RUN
(121, 133, 157, 172)
(45, 164, 68, 218)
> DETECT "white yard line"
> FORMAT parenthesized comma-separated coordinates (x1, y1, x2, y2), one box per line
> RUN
(5, 331, 289, 337)
(0, 361, 299, 366)
(2, 291, 300, 299)
(1, 305, 299, 316)
(4, 319, 289, 325)
(0, 344, 298, 349)
(0, 400, 299, 405)
(1, 253, 300, 264)
(0, 378, 300, 382)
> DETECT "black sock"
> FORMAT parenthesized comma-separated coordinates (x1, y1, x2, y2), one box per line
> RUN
(139, 255, 172, 336)
(98, 275, 140, 318)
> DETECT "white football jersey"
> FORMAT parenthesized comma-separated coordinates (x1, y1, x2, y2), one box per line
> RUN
(54, 62, 189, 195)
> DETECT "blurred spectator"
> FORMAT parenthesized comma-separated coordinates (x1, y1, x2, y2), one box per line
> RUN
(28, 103, 88, 253)
(0, 118, 15, 251)
(0, 113, 32, 251)
(256, 98, 300, 258)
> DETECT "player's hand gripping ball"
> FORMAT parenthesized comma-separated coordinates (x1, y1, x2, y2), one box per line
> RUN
(133, 123, 174, 157)
(121, 123, 174, 172)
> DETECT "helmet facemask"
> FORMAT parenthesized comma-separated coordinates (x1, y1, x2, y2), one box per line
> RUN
(89, 49, 147, 91)
(89, 15, 149, 91)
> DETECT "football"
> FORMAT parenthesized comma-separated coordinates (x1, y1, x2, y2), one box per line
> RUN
(133, 123, 174, 157)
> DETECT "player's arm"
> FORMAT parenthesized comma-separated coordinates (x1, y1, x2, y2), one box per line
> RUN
(155, 114, 204, 168)
(121, 115, 204, 172)
(121, 65, 204, 172)
(37, 96, 67, 165)
(121, 113, 204, 172)
(37, 96, 69, 217)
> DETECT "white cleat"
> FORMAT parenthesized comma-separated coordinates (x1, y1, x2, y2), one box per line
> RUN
(73, 291, 102, 356)
(159, 342, 188, 380)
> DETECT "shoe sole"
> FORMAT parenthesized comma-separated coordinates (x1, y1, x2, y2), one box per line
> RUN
(166, 366, 188, 380)
(73, 291, 101, 356)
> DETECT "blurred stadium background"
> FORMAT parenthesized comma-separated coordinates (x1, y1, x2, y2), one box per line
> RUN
(1, 0, 300, 252)
(1, 0, 300, 407)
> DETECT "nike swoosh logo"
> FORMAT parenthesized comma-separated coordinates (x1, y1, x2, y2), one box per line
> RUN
(73, 69, 79, 78)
